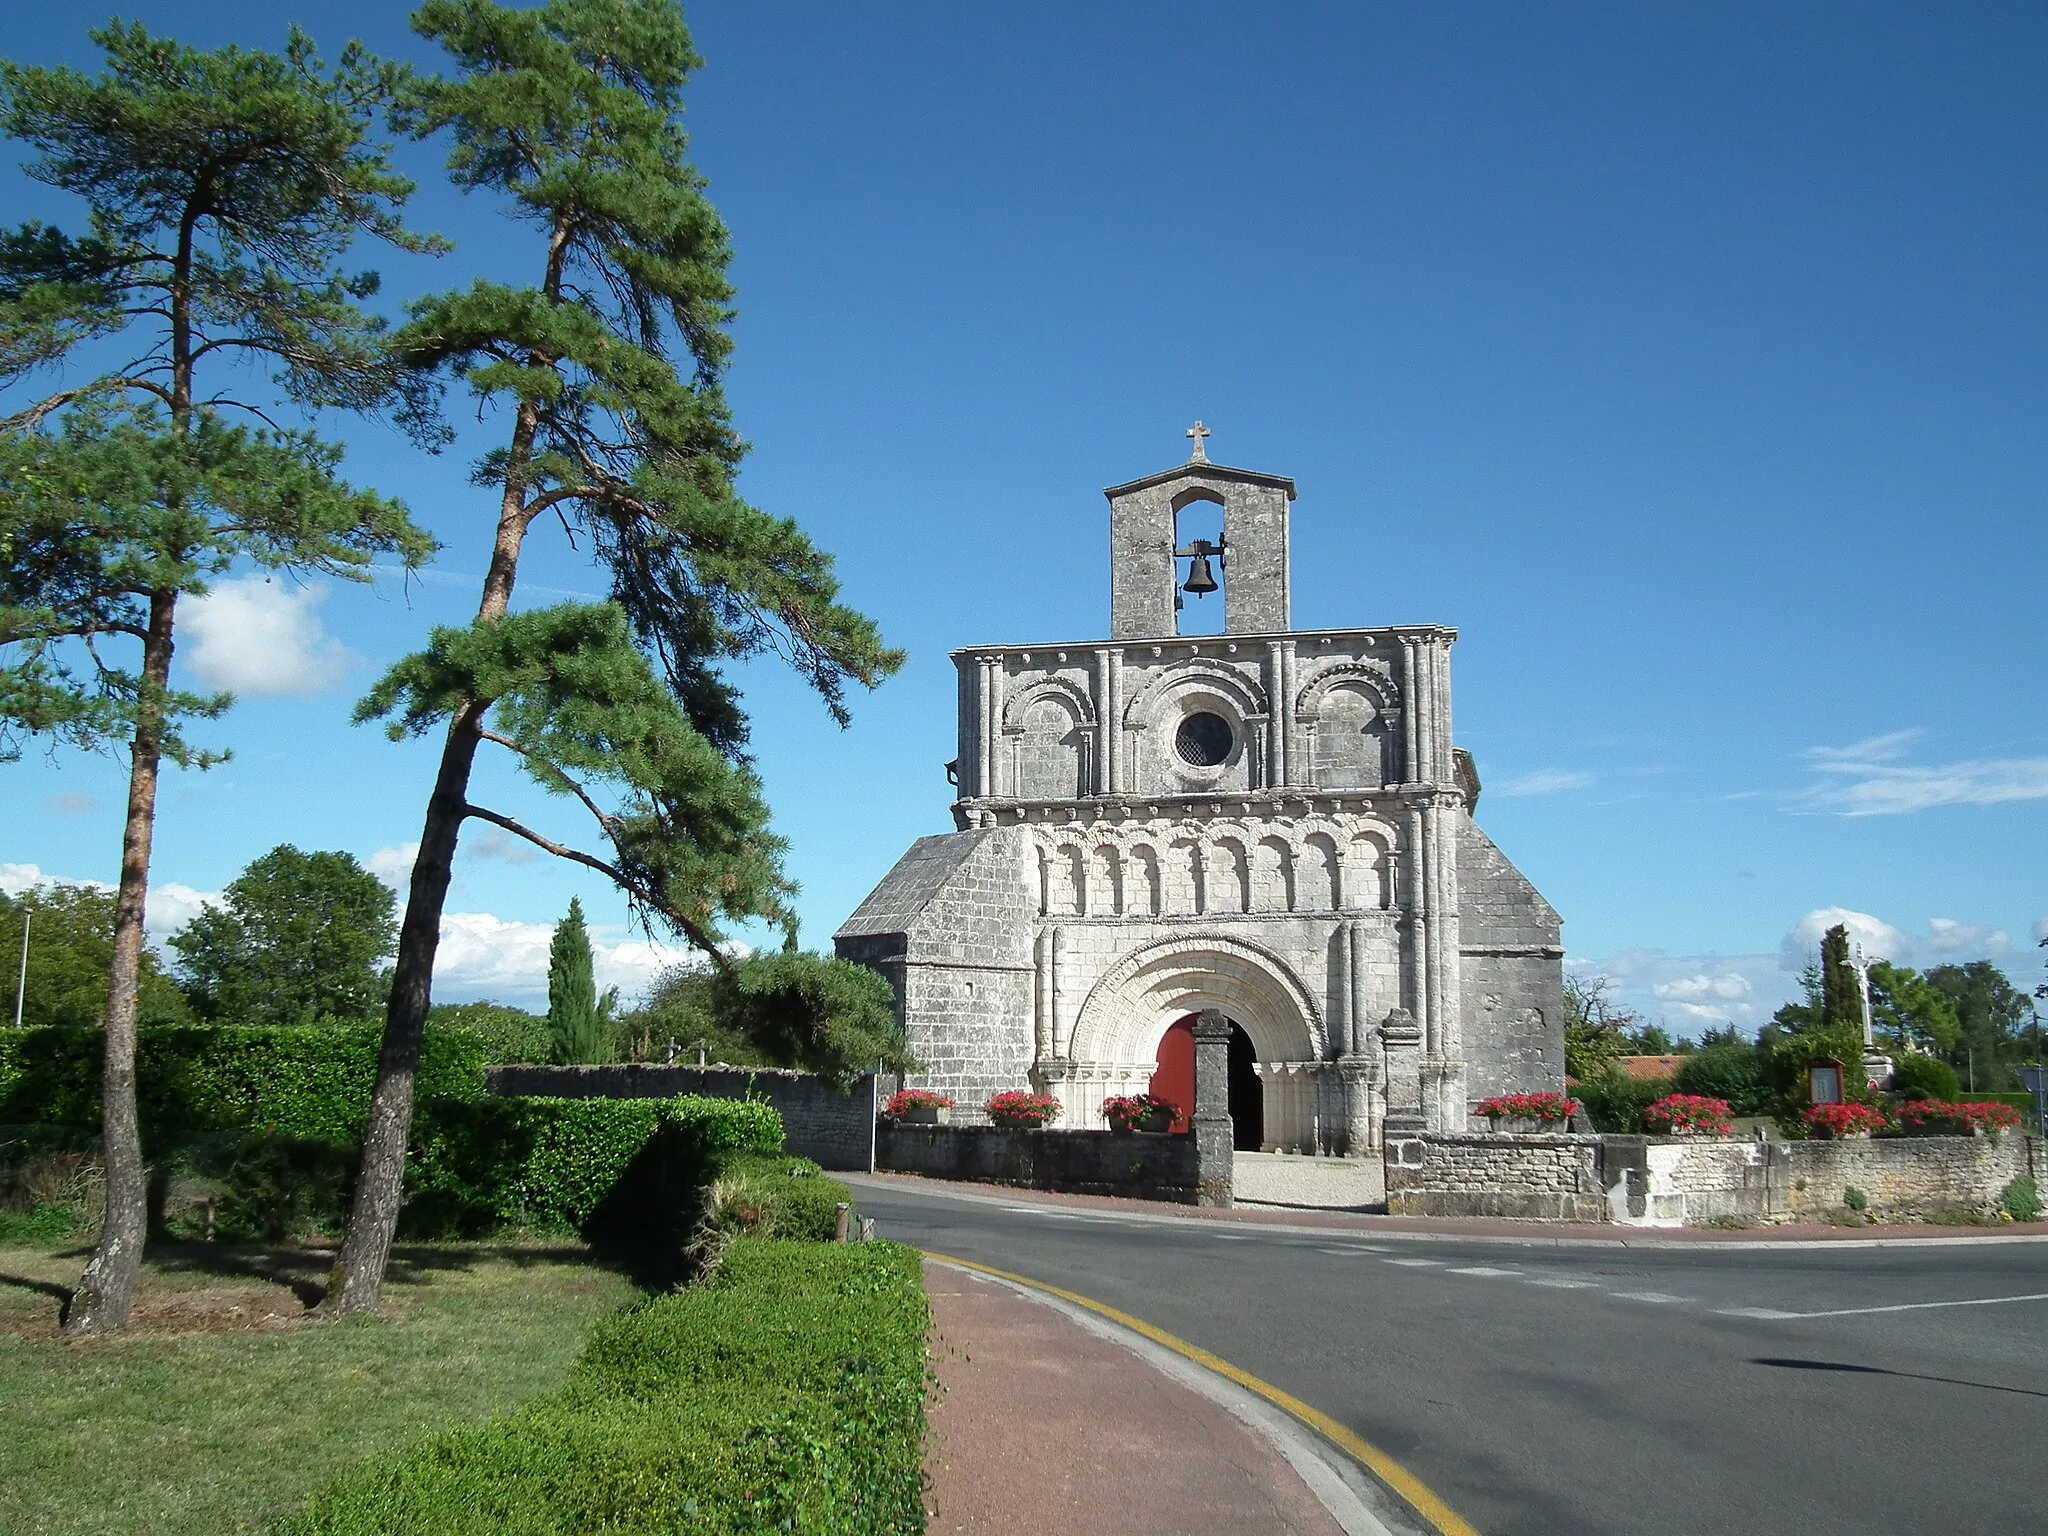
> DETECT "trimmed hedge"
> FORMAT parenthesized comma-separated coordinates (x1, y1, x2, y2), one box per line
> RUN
(406, 1096, 783, 1238)
(281, 1238, 929, 1535)
(0, 1024, 486, 1147)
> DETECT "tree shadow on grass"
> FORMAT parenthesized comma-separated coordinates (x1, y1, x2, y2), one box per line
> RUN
(1752, 1357, 2048, 1400)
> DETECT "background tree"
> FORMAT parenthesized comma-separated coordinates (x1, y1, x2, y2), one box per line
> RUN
(1925, 960, 2031, 1090)
(168, 845, 396, 1024)
(427, 999, 551, 1065)
(1562, 973, 1632, 1080)
(0, 23, 436, 1332)
(1864, 959, 1960, 1058)
(326, 0, 900, 1316)
(0, 882, 188, 1027)
(544, 896, 615, 1064)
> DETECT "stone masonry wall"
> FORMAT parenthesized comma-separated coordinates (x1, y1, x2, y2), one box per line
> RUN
(1456, 820, 1565, 1112)
(876, 1123, 1199, 1203)
(485, 1065, 877, 1173)
(1384, 1132, 1607, 1221)
(1390, 1129, 2041, 1225)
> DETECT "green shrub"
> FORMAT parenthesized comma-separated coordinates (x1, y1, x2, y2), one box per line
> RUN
(428, 1001, 554, 1066)
(1890, 1054, 1961, 1102)
(404, 1095, 783, 1262)
(1576, 1070, 1676, 1133)
(1843, 1185, 1869, 1213)
(2002, 1176, 2042, 1223)
(0, 1023, 485, 1147)
(700, 1152, 850, 1244)
(1674, 1045, 1770, 1116)
(282, 1239, 928, 1536)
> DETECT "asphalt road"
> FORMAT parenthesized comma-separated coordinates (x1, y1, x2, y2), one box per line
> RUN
(848, 1178, 2048, 1536)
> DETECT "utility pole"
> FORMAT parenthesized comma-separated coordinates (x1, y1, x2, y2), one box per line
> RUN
(12, 909, 28, 1028)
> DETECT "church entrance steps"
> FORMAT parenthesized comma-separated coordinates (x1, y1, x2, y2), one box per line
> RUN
(1234, 1151, 1387, 1212)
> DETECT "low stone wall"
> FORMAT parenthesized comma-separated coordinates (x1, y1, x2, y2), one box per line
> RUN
(876, 1124, 1200, 1203)
(484, 1064, 877, 1173)
(1615, 1133, 2039, 1226)
(1386, 1129, 2040, 1225)
(1384, 1132, 1607, 1221)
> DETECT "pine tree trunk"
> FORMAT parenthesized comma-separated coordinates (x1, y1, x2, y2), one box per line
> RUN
(320, 705, 483, 1316)
(65, 589, 176, 1335)
(321, 400, 540, 1317)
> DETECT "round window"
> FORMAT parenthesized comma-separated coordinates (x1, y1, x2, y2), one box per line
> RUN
(1175, 711, 1234, 768)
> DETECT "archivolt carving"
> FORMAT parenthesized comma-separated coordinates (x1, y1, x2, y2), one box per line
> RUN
(1069, 933, 1325, 1064)
(1120, 659, 1267, 730)
(1002, 675, 1096, 733)
(1294, 659, 1400, 716)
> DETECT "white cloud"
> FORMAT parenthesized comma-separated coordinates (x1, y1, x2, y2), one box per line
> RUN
(429, 911, 695, 1006)
(365, 843, 420, 889)
(2035, 917, 2048, 943)
(44, 793, 96, 817)
(181, 575, 354, 698)
(1799, 730, 2048, 816)
(0, 863, 216, 935)
(465, 825, 538, 867)
(1777, 907, 2007, 970)
(1495, 769, 1593, 798)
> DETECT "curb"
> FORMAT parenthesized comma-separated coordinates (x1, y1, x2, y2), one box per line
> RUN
(851, 1172, 2048, 1252)
(925, 1253, 1472, 1536)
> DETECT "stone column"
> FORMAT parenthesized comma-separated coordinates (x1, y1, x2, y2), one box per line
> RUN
(1264, 640, 1286, 788)
(1093, 649, 1114, 795)
(1400, 637, 1419, 784)
(1192, 1009, 1234, 1207)
(1049, 926, 1068, 1058)
(1106, 648, 1124, 793)
(1280, 639, 1300, 786)
(1337, 1051, 1376, 1155)
(988, 659, 1007, 796)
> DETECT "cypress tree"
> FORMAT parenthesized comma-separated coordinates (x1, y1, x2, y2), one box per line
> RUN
(1820, 924, 1864, 1034)
(546, 897, 611, 1064)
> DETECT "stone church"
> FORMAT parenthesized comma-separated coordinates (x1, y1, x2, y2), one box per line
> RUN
(836, 430, 1564, 1151)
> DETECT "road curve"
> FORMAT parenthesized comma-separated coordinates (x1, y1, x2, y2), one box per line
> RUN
(850, 1177, 2048, 1536)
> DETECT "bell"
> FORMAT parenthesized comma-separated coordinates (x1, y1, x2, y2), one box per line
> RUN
(1181, 550, 1219, 597)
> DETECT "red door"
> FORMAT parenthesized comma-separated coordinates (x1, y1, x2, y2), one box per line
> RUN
(1148, 1015, 1196, 1132)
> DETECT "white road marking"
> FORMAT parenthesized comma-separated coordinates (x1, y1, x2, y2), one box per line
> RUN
(1317, 1246, 1391, 1255)
(1384, 1258, 1440, 1267)
(1612, 1291, 1691, 1304)
(1524, 1277, 1599, 1290)
(1718, 1307, 1801, 1319)
(1741, 1290, 2048, 1320)
(1447, 1266, 1523, 1277)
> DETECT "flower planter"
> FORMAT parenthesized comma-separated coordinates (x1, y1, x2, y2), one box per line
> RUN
(894, 1105, 950, 1127)
(1111, 1108, 1173, 1135)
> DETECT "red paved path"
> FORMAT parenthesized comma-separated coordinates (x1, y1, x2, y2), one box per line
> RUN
(924, 1264, 1344, 1536)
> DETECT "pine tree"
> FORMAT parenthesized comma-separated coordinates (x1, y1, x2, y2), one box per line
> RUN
(323, 0, 901, 1315)
(0, 24, 434, 1331)
(546, 896, 613, 1064)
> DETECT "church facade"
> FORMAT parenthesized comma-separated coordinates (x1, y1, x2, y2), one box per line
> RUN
(835, 433, 1565, 1150)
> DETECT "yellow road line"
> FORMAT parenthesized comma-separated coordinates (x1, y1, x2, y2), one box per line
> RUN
(925, 1250, 1481, 1536)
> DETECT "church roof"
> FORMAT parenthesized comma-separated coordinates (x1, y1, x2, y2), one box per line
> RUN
(833, 828, 1004, 941)
(1101, 460, 1297, 500)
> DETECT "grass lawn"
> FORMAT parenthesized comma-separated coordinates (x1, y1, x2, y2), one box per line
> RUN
(0, 1238, 640, 1536)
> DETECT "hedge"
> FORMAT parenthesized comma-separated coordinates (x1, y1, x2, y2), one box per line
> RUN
(0, 1024, 486, 1147)
(280, 1238, 929, 1535)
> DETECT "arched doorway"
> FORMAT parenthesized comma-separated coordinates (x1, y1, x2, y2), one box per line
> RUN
(1149, 1013, 1266, 1151)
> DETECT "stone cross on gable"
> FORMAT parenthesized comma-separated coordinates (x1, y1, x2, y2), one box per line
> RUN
(1185, 420, 1210, 463)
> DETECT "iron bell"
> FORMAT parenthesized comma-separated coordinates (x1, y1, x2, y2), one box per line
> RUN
(1181, 547, 1220, 597)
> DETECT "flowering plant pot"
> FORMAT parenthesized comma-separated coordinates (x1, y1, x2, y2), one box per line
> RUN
(883, 1089, 955, 1124)
(1475, 1092, 1578, 1131)
(1801, 1102, 1887, 1139)
(1898, 1100, 2021, 1137)
(1103, 1094, 1179, 1135)
(985, 1090, 1061, 1128)
(1644, 1093, 1735, 1138)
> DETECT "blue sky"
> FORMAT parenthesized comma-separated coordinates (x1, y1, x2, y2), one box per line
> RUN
(3, 2, 2044, 1027)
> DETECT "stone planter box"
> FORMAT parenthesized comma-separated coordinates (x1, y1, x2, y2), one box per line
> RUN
(1111, 1109, 1174, 1135)
(888, 1105, 951, 1126)
(876, 1123, 1200, 1203)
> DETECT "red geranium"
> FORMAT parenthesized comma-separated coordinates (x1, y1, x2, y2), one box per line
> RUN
(985, 1090, 1061, 1127)
(1898, 1100, 2021, 1135)
(1102, 1093, 1181, 1131)
(882, 1089, 954, 1119)
(1802, 1102, 1888, 1138)
(1643, 1093, 1735, 1137)
(1476, 1091, 1579, 1125)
